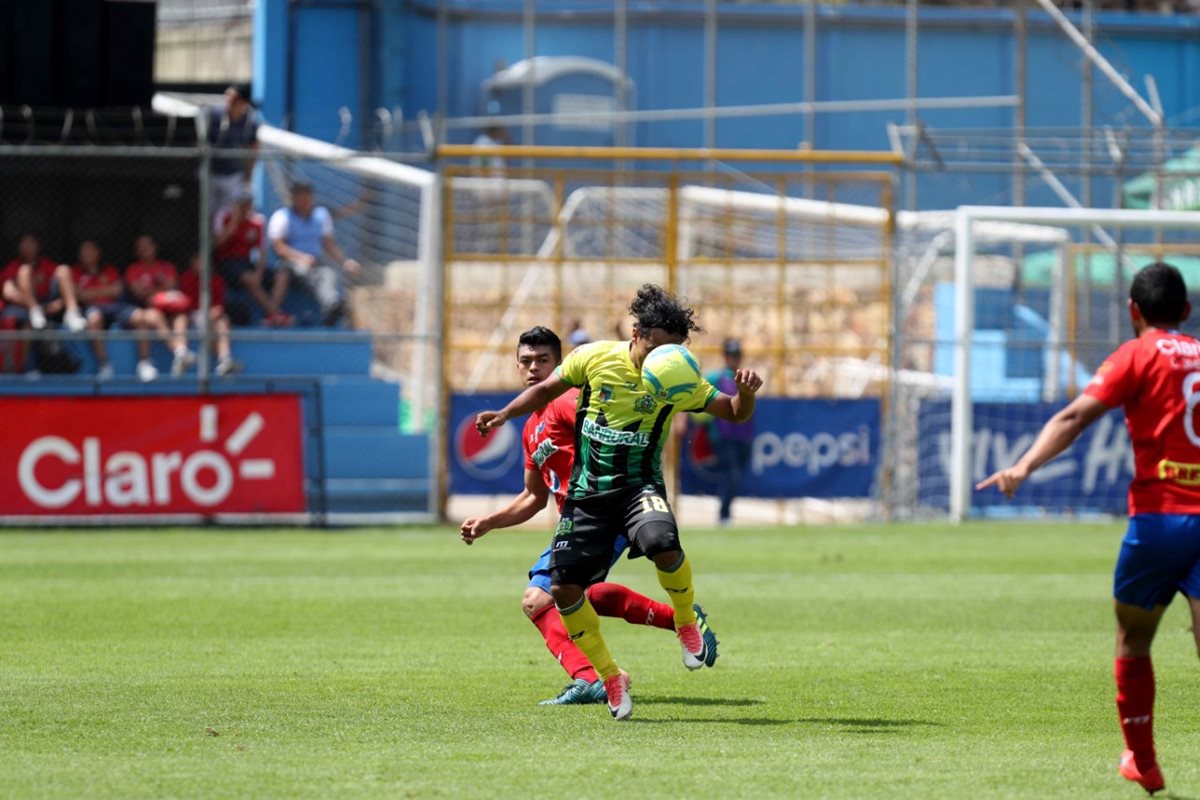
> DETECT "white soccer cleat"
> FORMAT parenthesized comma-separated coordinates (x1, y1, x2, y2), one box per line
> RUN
(677, 621, 707, 671)
(136, 359, 159, 382)
(604, 670, 632, 720)
(29, 305, 46, 330)
(64, 309, 87, 332)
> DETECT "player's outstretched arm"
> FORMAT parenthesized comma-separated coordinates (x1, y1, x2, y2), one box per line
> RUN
(475, 374, 572, 436)
(704, 369, 764, 423)
(976, 393, 1109, 499)
(460, 469, 551, 545)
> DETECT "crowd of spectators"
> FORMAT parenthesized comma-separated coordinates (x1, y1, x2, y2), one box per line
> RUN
(0, 175, 362, 381)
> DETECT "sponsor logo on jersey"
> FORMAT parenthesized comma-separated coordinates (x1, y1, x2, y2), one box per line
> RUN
(1158, 459, 1200, 486)
(582, 417, 650, 447)
(454, 414, 519, 480)
(634, 395, 657, 415)
(531, 437, 558, 468)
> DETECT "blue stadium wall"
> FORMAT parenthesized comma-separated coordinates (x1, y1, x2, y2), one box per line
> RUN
(254, 0, 1200, 211)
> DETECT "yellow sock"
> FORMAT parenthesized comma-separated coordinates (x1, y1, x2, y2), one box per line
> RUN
(557, 597, 620, 680)
(656, 553, 698, 627)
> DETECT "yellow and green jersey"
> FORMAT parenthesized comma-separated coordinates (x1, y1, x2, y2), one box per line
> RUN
(554, 340, 719, 499)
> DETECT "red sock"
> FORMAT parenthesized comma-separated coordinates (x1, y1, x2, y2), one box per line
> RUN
(1115, 656, 1157, 770)
(586, 582, 675, 630)
(529, 604, 598, 683)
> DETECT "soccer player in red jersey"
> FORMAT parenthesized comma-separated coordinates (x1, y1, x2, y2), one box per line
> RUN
(978, 262, 1200, 795)
(460, 326, 715, 706)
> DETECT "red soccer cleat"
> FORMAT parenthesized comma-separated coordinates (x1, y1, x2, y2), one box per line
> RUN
(1119, 750, 1165, 795)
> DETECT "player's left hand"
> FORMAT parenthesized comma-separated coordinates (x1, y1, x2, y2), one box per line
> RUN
(460, 517, 492, 545)
(734, 369, 764, 394)
(975, 465, 1029, 499)
(342, 258, 362, 277)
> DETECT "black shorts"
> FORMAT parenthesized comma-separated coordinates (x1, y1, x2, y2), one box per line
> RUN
(549, 484, 682, 588)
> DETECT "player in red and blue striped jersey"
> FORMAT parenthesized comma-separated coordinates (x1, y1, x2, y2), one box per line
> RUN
(979, 262, 1200, 795)
(460, 326, 713, 706)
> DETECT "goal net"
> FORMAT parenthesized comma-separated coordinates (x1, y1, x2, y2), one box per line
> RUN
(905, 206, 1200, 521)
(255, 125, 440, 431)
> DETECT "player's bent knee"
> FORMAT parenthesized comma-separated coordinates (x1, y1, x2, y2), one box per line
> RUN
(521, 587, 553, 618)
(635, 520, 681, 560)
(549, 583, 584, 609)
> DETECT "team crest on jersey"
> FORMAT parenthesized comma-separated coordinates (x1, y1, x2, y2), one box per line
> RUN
(599, 384, 614, 402)
(635, 395, 657, 414)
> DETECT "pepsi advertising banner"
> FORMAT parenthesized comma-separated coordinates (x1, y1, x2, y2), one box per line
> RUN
(917, 400, 1129, 513)
(680, 398, 880, 498)
(449, 393, 529, 495)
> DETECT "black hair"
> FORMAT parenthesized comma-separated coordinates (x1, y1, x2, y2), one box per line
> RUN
(1130, 261, 1188, 326)
(629, 284, 702, 341)
(518, 326, 562, 361)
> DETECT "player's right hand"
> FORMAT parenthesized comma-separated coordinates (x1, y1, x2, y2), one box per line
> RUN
(475, 410, 507, 437)
(975, 464, 1030, 499)
(460, 517, 491, 545)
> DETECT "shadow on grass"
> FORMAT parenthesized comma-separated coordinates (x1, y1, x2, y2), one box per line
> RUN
(636, 695, 765, 707)
(1164, 793, 1199, 800)
(630, 717, 793, 726)
(631, 715, 943, 729)
(796, 717, 943, 729)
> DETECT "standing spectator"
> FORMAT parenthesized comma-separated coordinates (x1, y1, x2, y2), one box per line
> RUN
(214, 189, 291, 325)
(471, 124, 509, 173)
(174, 254, 242, 376)
(567, 318, 591, 348)
(207, 84, 259, 218)
(267, 182, 361, 326)
(2, 234, 86, 332)
(124, 235, 192, 381)
(705, 338, 756, 527)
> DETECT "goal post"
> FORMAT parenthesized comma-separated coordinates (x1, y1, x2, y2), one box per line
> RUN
(949, 206, 1200, 521)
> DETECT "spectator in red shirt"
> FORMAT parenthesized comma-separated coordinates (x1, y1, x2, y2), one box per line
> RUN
(74, 240, 168, 382)
(124, 234, 191, 381)
(2, 234, 86, 332)
(214, 190, 291, 325)
(171, 255, 241, 376)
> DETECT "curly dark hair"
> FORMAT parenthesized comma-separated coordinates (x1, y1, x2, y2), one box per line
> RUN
(628, 284, 703, 341)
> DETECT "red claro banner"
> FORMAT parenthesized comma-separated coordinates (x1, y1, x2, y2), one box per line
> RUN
(0, 395, 306, 516)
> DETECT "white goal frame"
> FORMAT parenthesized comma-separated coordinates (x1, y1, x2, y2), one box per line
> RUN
(949, 205, 1200, 521)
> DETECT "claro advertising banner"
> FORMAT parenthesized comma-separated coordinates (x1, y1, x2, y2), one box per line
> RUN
(0, 395, 306, 516)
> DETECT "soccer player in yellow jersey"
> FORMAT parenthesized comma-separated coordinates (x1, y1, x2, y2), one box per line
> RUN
(476, 285, 763, 719)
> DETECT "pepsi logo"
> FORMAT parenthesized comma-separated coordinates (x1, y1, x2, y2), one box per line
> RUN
(454, 414, 520, 480)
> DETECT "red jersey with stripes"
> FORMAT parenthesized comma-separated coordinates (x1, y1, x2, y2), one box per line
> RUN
(1085, 329, 1200, 515)
(523, 388, 579, 514)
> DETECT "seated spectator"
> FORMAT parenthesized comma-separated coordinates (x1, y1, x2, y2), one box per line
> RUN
(124, 234, 193, 381)
(2, 234, 86, 332)
(267, 182, 361, 326)
(173, 255, 242, 377)
(214, 189, 291, 325)
(74, 240, 171, 382)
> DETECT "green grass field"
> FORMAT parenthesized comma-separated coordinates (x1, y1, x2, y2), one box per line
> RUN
(3, 522, 1199, 799)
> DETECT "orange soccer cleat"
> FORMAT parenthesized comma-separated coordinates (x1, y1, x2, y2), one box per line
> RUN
(1119, 750, 1165, 795)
